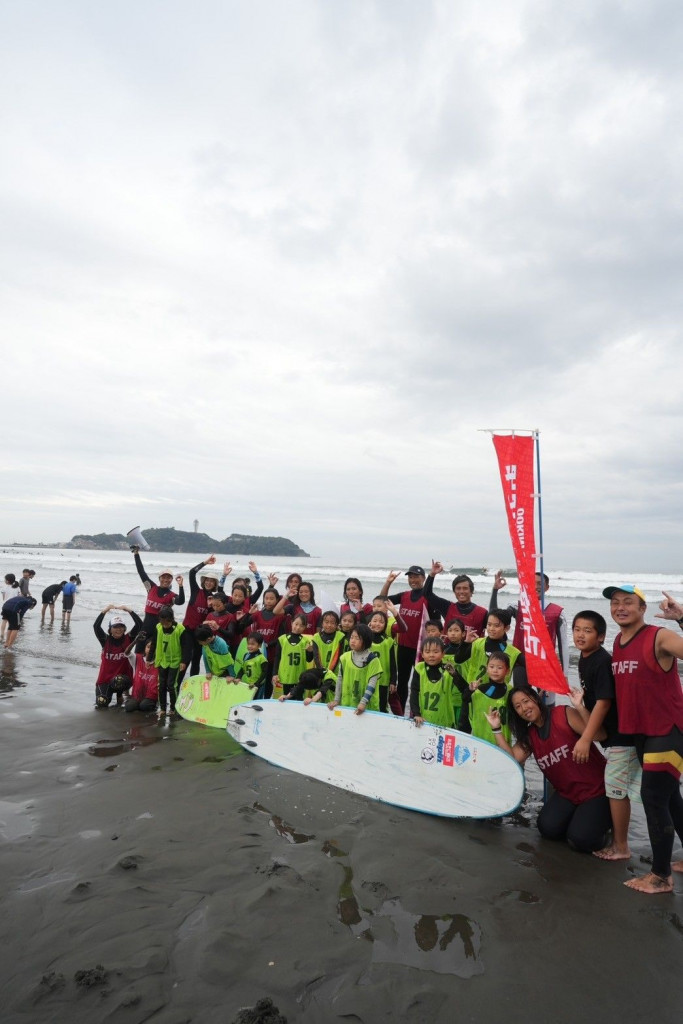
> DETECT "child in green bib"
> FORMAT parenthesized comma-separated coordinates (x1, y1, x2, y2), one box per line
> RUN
(195, 624, 237, 679)
(411, 637, 462, 728)
(458, 651, 512, 744)
(272, 614, 316, 695)
(153, 607, 193, 715)
(329, 623, 383, 714)
(237, 631, 269, 698)
(310, 611, 346, 671)
(460, 609, 522, 686)
(278, 667, 337, 704)
(368, 610, 398, 713)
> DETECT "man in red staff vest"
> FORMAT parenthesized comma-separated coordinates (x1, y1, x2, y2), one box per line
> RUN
(604, 583, 683, 894)
(380, 565, 441, 713)
(489, 570, 568, 677)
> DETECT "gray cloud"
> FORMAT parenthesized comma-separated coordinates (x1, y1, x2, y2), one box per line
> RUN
(1, 2, 682, 570)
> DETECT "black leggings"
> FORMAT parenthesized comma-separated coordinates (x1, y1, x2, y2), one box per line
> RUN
(537, 792, 611, 853)
(124, 697, 157, 713)
(635, 730, 683, 877)
(158, 666, 180, 711)
(396, 646, 417, 712)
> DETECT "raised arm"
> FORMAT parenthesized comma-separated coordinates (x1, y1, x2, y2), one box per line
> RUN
(656, 592, 683, 629)
(93, 606, 113, 646)
(133, 552, 153, 592)
(484, 707, 529, 763)
(379, 570, 401, 598)
(423, 571, 450, 617)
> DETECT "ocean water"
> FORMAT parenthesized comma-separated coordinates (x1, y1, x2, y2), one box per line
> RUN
(2, 546, 682, 674)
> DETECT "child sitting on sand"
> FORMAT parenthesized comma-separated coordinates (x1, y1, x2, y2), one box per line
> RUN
(123, 635, 159, 713)
(279, 667, 336, 704)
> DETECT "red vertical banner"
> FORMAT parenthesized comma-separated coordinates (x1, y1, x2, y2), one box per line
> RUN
(492, 434, 569, 695)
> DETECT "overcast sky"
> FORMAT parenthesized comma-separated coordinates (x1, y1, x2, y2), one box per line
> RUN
(2, 1, 682, 571)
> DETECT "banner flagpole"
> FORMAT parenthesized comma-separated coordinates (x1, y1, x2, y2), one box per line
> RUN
(534, 429, 545, 613)
(483, 428, 568, 695)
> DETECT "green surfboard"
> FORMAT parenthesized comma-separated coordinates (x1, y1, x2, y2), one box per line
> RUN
(176, 675, 256, 729)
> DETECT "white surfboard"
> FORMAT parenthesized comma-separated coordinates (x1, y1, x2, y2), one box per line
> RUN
(227, 701, 524, 819)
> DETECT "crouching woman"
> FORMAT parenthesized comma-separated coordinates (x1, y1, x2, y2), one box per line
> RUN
(486, 685, 611, 853)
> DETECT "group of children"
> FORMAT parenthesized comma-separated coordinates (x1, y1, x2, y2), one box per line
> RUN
(8, 550, 683, 891)
(93, 553, 532, 738)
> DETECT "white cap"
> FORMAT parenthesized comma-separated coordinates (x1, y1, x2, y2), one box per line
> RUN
(200, 567, 221, 582)
(158, 569, 174, 578)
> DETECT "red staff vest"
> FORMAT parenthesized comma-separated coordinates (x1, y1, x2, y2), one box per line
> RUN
(96, 637, 134, 685)
(144, 585, 176, 617)
(444, 602, 488, 636)
(396, 592, 427, 649)
(527, 706, 605, 803)
(131, 654, 159, 701)
(249, 610, 283, 647)
(612, 625, 683, 736)
(183, 588, 210, 630)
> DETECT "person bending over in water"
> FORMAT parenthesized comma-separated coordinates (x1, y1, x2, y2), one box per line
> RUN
(486, 685, 611, 854)
(41, 581, 66, 623)
(2, 594, 36, 649)
(1, 575, 20, 641)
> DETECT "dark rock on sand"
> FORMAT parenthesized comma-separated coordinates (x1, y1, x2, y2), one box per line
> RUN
(231, 997, 288, 1024)
(74, 964, 108, 988)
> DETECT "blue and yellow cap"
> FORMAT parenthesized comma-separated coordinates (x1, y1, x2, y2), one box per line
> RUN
(602, 584, 647, 602)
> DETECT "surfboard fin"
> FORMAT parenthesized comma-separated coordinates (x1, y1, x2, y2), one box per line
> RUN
(246, 740, 258, 748)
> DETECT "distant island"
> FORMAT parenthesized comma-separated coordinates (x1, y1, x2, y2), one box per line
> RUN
(63, 528, 309, 557)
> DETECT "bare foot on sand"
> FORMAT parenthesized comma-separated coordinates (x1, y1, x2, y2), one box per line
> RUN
(624, 872, 673, 894)
(673, 860, 683, 874)
(593, 844, 631, 861)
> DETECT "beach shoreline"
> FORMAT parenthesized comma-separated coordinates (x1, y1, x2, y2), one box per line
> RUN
(1, 651, 682, 1023)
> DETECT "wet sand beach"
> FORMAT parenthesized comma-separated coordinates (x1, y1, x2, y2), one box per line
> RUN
(1, 651, 682, 1024)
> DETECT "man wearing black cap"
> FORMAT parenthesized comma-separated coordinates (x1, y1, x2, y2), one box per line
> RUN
(380, 565, 440, 712)
(604, 584, 683, 894)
